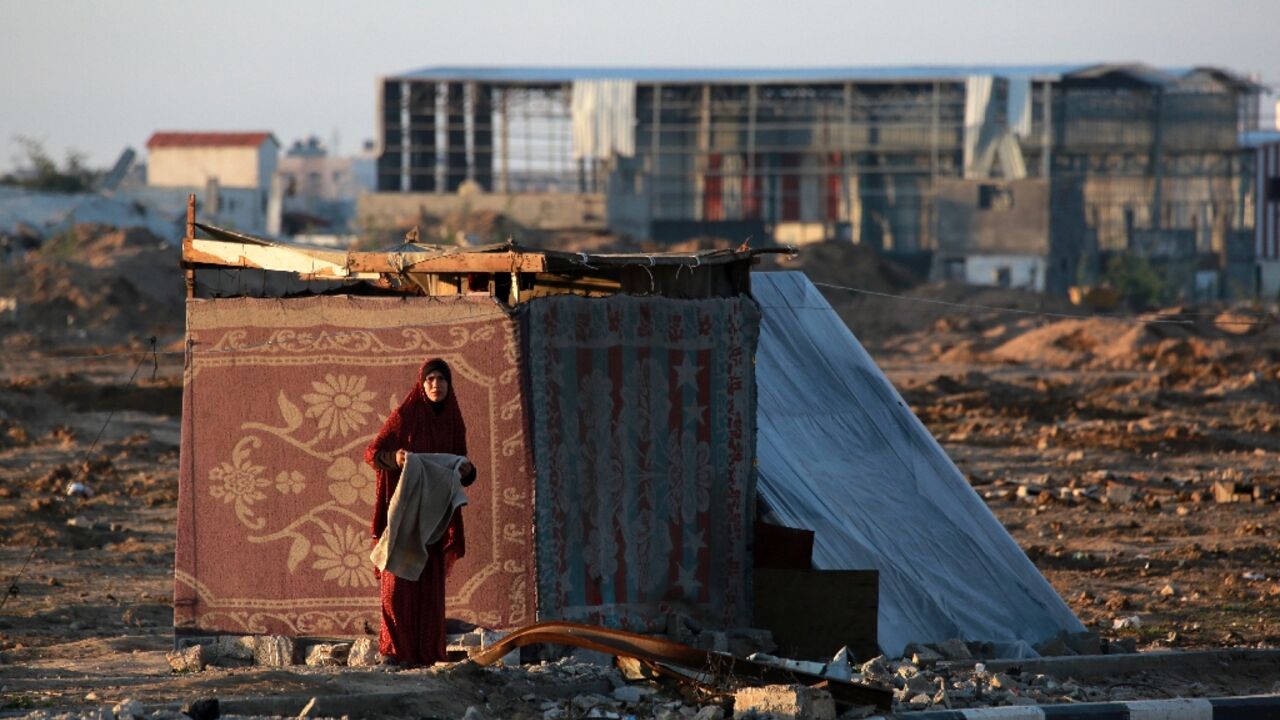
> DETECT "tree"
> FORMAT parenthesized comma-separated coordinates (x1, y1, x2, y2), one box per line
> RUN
(1, 136, 97, 193)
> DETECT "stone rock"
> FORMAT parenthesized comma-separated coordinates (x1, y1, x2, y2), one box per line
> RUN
(734, 684, 835, 720)
(1063, 631, 1102, 656)
(904, 673, 934, 697)
(181, 698, 220, 720)
(692, 706, 725, 720)
(347, 637, 381, 667)
(1032, 635, 1074, 657)
(936, 638, 971, 660)
(462, 706, 486, 720)
(1160, 583, 1179, 597)
(666, 612, 702, 645)
(1105, 482, 1137, 504)
(571, 695, 606, 711)
(114, 699, 146, 720)
(617, 656, 658, 681)
(858, 655, 893, 682)
(304, 642, 350, 667)
(612, 686, 643, 704)
(989, 672, 1019, 690)
(166, 644, 206, 673)
(907, 692, 933, 708)
(252, 634, 298, 667)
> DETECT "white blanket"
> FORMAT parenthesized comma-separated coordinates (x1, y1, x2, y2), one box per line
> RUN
(369, 453, 469, 581)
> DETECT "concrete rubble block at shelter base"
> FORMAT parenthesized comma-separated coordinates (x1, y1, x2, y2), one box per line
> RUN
(733, 684, 836, 720)
(347, 637, 380, 666)
(205, 635, 255, 665)
(304, 642, 351, 667)
(252, 634, 299, 666)
(165, 643, 206, 672)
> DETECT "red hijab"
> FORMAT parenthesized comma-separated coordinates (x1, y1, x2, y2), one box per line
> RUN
(366, 358, 469, 539)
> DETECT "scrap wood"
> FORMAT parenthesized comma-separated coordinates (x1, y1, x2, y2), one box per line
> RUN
(466, 621, 892, 710)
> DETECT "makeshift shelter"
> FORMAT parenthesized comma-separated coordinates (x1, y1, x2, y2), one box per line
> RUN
(174, 204, 773, 640)
(752, 272, 1084, 657)
(175, 198, 1082, 656)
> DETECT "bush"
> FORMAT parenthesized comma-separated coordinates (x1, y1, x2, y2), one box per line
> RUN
(1103, 252, 1167, 311)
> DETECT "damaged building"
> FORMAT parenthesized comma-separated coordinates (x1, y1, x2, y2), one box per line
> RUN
(364, 63, 1265, 299)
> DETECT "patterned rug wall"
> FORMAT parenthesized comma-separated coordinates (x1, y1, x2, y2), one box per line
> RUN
(524, 294, 760, 631)
(176, 295, 533, 637)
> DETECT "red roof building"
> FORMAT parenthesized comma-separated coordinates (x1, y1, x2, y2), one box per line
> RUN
(146, 131, 278, 150)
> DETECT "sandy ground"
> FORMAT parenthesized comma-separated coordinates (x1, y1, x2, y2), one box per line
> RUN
(2, 233, 1280, 716)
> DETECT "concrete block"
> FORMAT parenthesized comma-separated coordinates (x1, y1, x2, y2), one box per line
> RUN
(347, 637, 380, 667)
(733, 684, 835, 720)
(253, 635, 298, 667)
(207, 635, 254, 665)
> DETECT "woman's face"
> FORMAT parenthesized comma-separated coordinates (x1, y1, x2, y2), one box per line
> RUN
(423, 370, 449, 402)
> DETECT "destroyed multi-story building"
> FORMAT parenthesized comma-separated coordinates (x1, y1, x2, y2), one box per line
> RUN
(364, 63, 1267, 299)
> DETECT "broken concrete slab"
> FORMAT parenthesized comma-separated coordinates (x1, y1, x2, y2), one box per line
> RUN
(733, 684, 835, 720)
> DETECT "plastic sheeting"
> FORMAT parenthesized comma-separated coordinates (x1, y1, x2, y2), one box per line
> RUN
(571, 79, 636, 160)
(752, 272, 1083, 657)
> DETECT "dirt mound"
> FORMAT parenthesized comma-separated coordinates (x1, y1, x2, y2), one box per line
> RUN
(0, 223, 184, 345)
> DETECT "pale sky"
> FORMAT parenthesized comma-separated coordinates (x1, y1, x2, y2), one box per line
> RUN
(2, 0, 1278, 172)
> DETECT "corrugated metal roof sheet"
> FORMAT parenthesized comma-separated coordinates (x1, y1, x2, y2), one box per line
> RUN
(147, 132, 278, 150)
(389, 64, 1084, 84)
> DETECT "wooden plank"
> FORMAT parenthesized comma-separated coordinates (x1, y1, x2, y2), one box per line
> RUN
(184, 238, 359, 277)
(347, 250, 545, 273)
(184, 237, 543, 277)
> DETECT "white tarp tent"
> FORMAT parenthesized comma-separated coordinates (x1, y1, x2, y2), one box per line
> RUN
(752, 271, 1084, 657)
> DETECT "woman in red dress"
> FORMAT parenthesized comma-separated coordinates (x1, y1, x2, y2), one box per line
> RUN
(365, 358, 476, 665)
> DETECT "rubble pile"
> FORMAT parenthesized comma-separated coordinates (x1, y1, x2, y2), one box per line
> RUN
(0, 223, 184, 348)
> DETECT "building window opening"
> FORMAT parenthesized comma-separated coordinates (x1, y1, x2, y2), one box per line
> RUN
(979, 184, 1014, 211)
